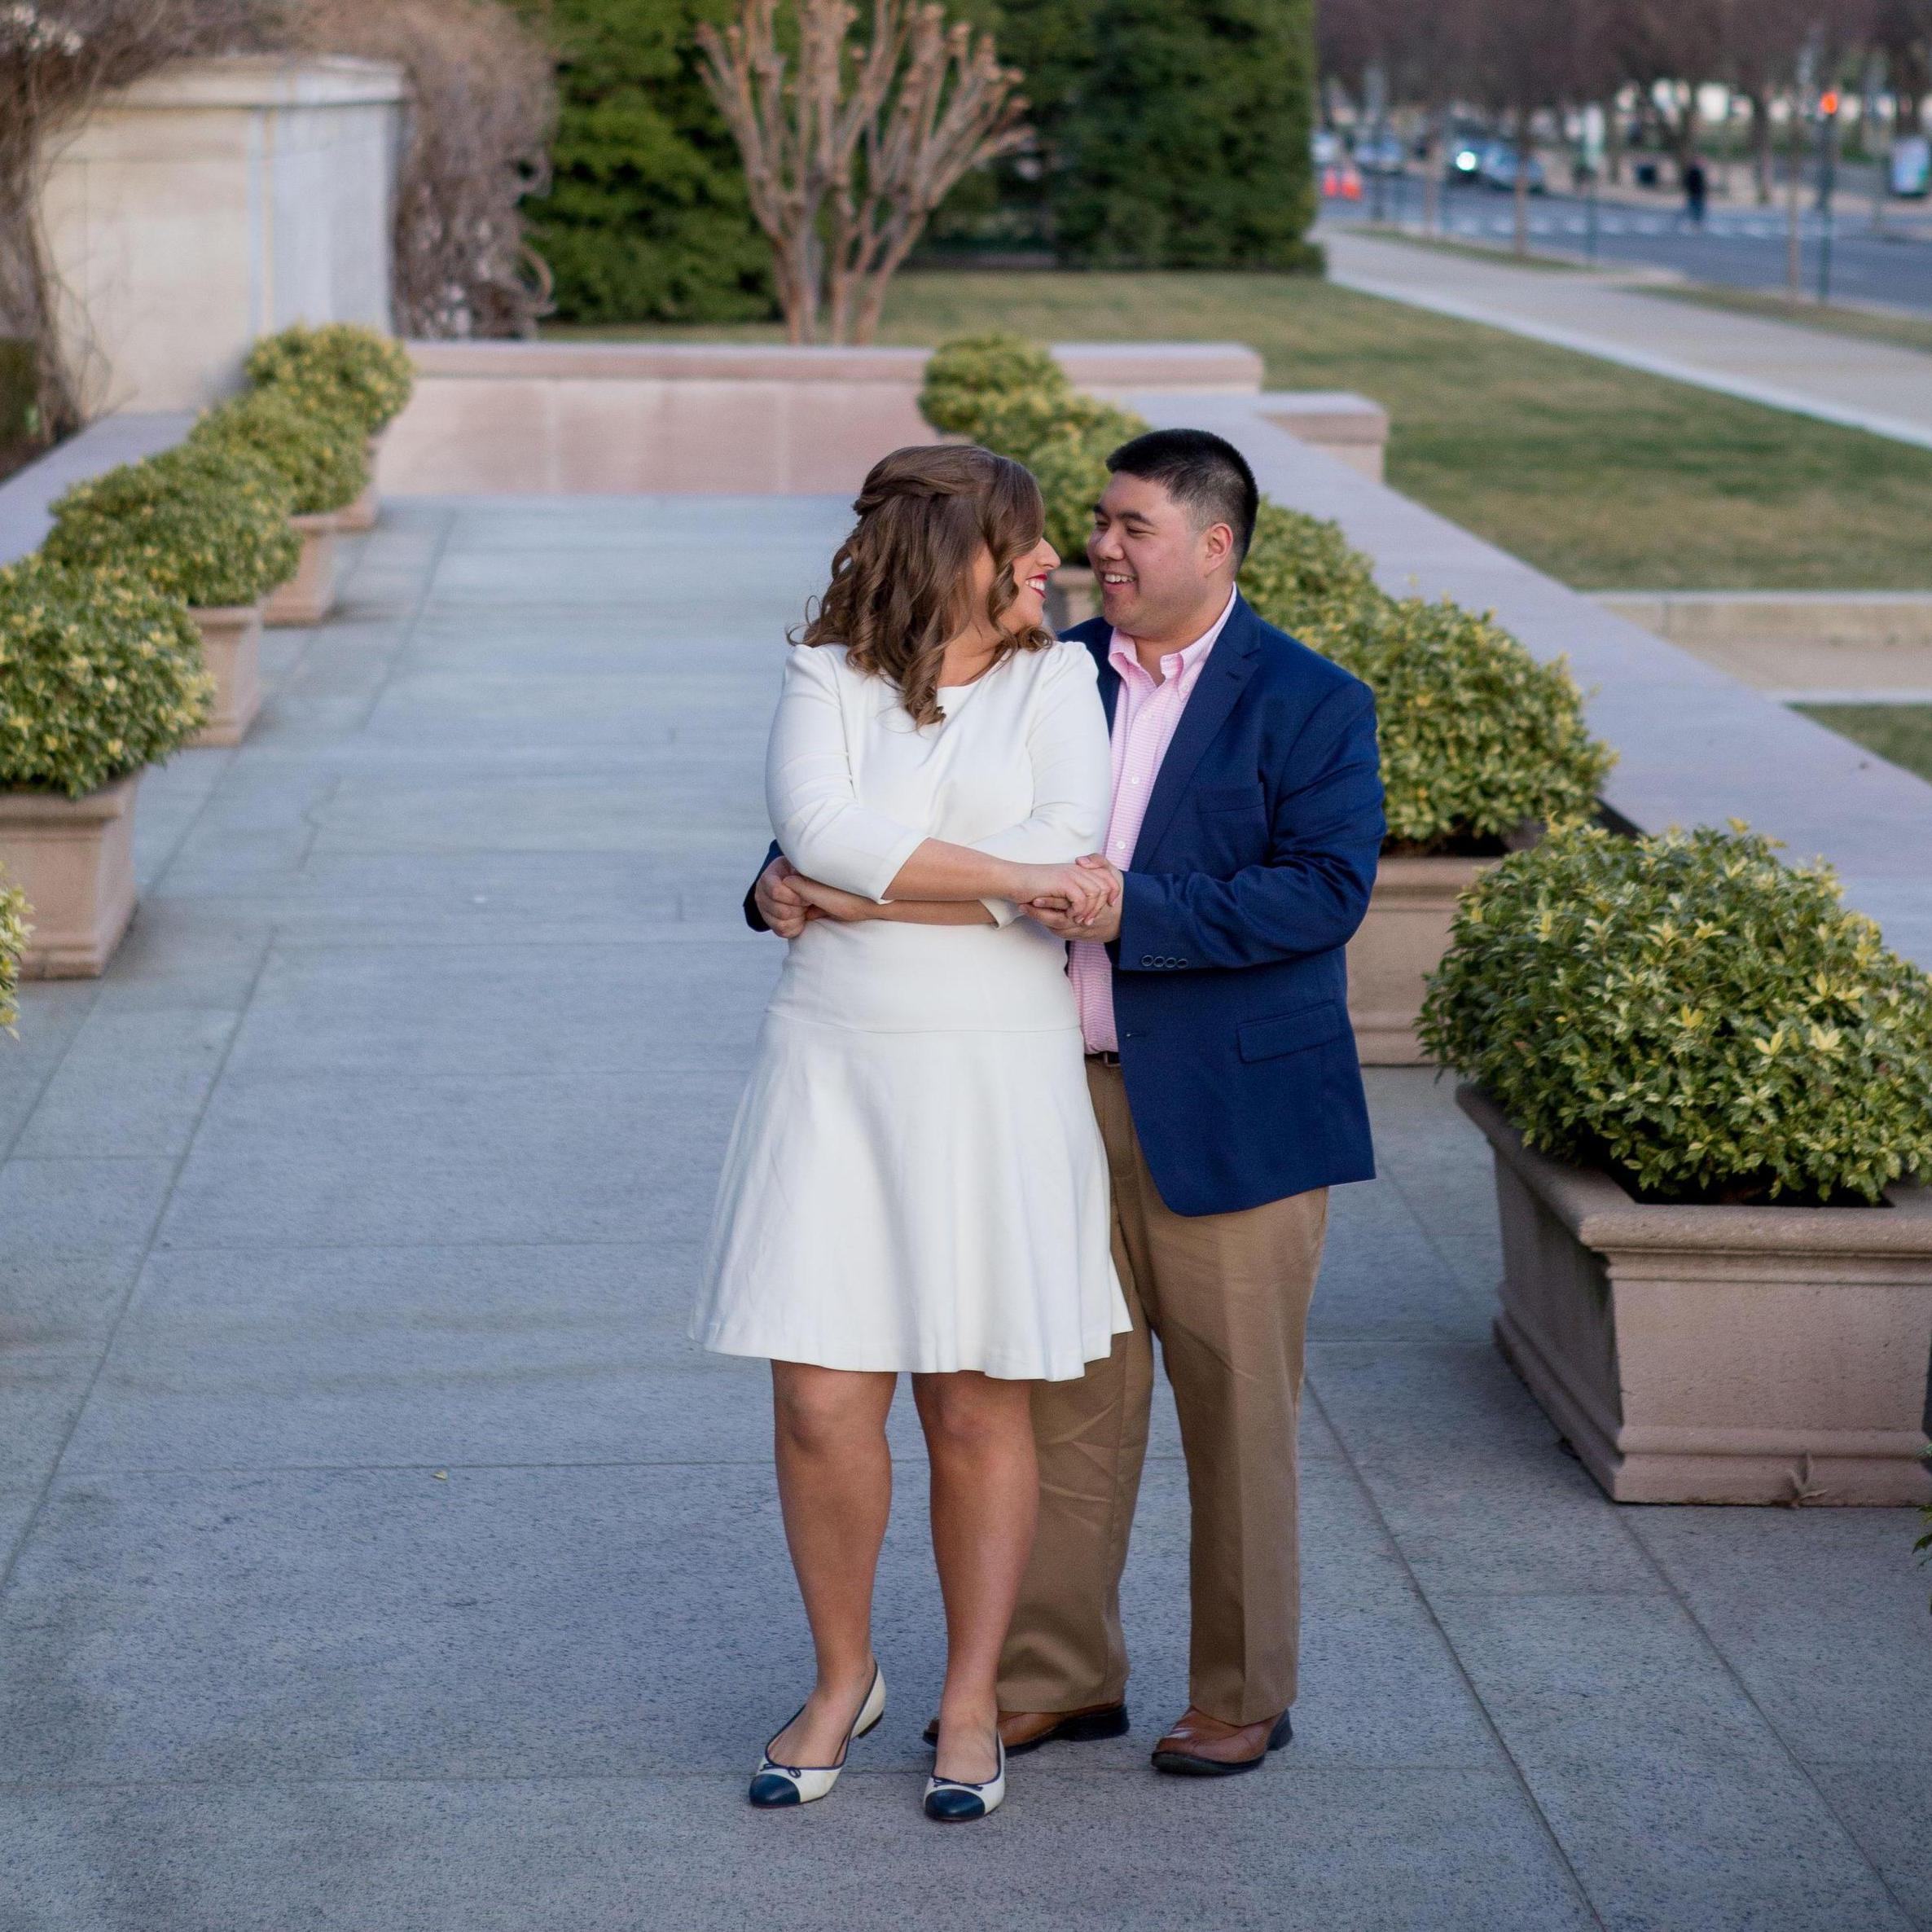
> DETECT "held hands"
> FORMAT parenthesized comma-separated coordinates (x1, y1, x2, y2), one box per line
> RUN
(1023, 853, 1124, 943)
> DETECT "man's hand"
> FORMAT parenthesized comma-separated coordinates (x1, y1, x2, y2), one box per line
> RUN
(1027, 854, 1123, 943)
(753, 855, 815, 940)
(788, 874, 879, 924)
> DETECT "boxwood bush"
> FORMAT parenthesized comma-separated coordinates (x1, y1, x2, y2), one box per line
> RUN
(0, 558, 212, 798)
(243, 323, 415, 437)
(44, 446, 300, 609)
(920, 333, 1069, 438)
(187, 389, 367, 516)
(1420, 823, 1932, 1206)
(1311, 595, 1613, 850)
(0, 861, 25, 1033)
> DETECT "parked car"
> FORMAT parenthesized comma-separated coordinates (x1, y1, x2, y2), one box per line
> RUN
(1311, 128, 1342, 168)
(1354, 130, 1407, 176)
(1445, 128, 1490, 180)
(1478, 141, 1546, 193)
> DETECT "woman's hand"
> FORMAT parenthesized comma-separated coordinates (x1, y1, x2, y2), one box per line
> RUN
(788, 873, 880, 924)
(1008, 858, 1119, 927)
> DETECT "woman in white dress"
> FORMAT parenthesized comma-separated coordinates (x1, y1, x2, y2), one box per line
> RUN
(692, 445, 1128, 1821)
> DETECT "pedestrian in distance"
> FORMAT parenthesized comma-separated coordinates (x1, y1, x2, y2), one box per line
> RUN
(1683, 155, 1708, 226)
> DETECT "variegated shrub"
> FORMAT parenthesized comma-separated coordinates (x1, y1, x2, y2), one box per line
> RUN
(1419, 823, 1932, 1205)
(0, 860, 26, 1033)
(187, 388, 367, 516)
(0, 558, 213, 798)
(244, 322, 416, 436)
(45, 446, 300, 608)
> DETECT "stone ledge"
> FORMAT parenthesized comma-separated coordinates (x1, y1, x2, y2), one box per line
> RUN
(103, 55, 408, 112)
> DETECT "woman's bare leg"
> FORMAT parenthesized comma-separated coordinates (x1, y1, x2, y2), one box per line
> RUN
(914, 1371, 1039, 1785)
(766, 1361, 898, 1765)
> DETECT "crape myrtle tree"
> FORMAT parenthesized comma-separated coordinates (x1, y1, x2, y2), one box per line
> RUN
(696, 0, 1030, 343)
(1056, 0, 1320, 268)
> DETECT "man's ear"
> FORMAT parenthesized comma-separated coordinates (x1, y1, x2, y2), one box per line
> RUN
(1200, 522, 1236, 574)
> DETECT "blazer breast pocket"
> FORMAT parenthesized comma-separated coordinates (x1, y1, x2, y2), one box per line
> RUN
(1238, 1000, 1350, 1062)
(1196, 782, 1266, 817)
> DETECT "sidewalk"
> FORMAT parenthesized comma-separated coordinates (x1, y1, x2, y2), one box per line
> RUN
(1323, 229, 1932, 450)
(0, 495, 1927, 1930)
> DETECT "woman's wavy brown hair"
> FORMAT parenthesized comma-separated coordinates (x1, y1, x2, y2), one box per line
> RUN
(794, 444, 1054, 727)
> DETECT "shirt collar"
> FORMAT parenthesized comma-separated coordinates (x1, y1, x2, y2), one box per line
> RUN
(1108, 586, 1239, 687)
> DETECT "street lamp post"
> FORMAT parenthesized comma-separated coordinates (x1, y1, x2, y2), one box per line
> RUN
(1816, 88, 1838, 304)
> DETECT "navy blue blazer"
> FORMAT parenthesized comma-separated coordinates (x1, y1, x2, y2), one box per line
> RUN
(745, 593, 1385, 1216)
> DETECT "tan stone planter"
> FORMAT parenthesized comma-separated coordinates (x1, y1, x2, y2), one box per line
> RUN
(263, 512, 341, 627)
(334, 433, 384, 533)
(186, 602, 264, 747)
(1045, 564, 1099, 631)
(1347, 855, 1497, 1065)
(1460, 1085, 1932, 1508)
(0, 773, 142, 978)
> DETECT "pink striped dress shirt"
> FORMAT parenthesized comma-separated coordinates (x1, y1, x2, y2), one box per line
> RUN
(1069, 588, 1240, 1052)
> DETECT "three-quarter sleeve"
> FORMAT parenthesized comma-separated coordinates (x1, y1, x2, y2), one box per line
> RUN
(765, 646, 926, 902)
(968, 644, 1113, 927)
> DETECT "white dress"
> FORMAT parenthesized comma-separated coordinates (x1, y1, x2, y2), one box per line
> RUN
(691, 639, 1130, 1381)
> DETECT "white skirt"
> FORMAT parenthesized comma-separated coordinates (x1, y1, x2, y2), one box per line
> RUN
(692, 1011, 1128, 1381)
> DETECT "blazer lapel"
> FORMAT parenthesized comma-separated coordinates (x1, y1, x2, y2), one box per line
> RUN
(1085, 633, 1120, 730)
(1130, 596, 1262, 868)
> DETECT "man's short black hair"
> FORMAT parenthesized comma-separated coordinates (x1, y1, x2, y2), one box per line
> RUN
(1104, 428, 1259, 564)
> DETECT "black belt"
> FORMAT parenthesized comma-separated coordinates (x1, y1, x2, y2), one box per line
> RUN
(1086, 1050, 1122, 1065)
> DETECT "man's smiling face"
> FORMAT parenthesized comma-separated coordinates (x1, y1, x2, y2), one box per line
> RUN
(1087, 469, 1227, 639)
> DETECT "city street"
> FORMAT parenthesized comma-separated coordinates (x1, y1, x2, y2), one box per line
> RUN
(1323, 178, 1932, 312)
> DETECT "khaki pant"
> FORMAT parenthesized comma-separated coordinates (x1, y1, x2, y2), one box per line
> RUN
(998, 1059, 1327, 1727)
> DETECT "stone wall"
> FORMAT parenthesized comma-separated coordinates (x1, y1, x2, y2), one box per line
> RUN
(41, 55, 406, 416)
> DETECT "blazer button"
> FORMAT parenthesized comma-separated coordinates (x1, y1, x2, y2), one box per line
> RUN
(1140, 955, 1153, 966)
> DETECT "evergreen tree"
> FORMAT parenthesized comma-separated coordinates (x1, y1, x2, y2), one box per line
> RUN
(525, 0, 775, 324)
(1052, 0, 1319, 270)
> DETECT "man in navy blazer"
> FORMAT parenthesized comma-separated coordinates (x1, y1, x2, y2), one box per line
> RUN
(749, 428, 1384, 1776)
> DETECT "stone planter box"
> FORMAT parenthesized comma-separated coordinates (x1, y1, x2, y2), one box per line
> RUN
(1348, 854, 1497, 1066)
(0, 773, 142, 977)
(334, 433, 383, 533)
(263, 512, 341, 626)
(1460, 1085, 1932, 1508)
(186, 602, 264, 747)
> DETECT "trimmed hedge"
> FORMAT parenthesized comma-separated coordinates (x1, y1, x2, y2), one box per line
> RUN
(187, 389, 367, 517)
(45, 446, 300, 609)
(0, 557, 212, 798)
(0, 861, 24, 1034)
(525, 0, 776, 324)
(919, 333, 1069, 437)
(1420, 824, 1932, 1205)
(244, 323, 415, 436)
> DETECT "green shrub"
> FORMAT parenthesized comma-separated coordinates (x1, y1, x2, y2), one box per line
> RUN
(1308, 595, 1612, 850)
(0, 557, 213, 798)
(1030, 434, 1111, 564)
(244, 323, 415, 435)
(1419, 823, 1932, 1205)
(187, 388, 367, 516)
(44, 446, 300, 608)
(919, 332, 1069, 437)
(0, 860, 25, 1034)
(1053, 0, 1320, 271)
(1239, 499, 1378, 626)
(526, 0, 776, 324)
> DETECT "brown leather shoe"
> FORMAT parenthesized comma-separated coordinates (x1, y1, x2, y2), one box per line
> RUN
(1150, 1705, 1293, 1776)
(920, 1701, 1129, 1757)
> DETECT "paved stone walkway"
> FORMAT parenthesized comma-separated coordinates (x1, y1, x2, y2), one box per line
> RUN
(1323, 230, 1932, 450)
(1, 498, 1928, 1931)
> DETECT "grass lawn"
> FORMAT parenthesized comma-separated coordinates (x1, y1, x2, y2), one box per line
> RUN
(549, 269, 1932, 591)
(1795, 705, 1932, 783)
